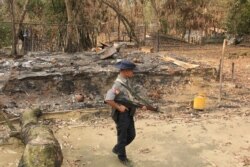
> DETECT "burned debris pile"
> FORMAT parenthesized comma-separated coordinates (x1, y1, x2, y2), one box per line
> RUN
(0, 47, 216, 114)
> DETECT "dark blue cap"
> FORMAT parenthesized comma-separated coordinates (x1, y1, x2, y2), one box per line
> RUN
(115, 60, 136, 70)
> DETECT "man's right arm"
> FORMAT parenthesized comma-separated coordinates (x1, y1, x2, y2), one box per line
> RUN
(105, 100, 127, 112)
(105, 87, 127, 112)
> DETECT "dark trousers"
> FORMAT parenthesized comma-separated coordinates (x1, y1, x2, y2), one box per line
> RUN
(113, 111, 136, 159)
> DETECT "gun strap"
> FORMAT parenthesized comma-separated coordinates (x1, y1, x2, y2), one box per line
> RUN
(115, 78, 134, 100)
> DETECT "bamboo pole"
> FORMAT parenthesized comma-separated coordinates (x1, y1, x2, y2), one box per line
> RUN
(219, 39, 227, 103)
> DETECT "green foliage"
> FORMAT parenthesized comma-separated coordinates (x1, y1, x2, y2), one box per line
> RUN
(0, 23, 12, 48)
(143, 0, 155, 24)
(44, 0, 66, 24)
(27, 0, 45, 18)
(26, 0, 67, 23)
(150, 0, 217, 37)
(227, 0, 250, 34)
(160, 18, 168, 34)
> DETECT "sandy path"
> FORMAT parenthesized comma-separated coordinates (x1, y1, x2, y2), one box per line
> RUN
(58, 114, 250, 167)
(0, 110, 249, 167)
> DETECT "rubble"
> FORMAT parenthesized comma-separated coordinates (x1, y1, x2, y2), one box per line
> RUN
(0, 47, 217, 115)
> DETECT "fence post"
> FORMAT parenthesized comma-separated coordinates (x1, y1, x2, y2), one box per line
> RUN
(218, 39, 227, 103)
(231, 62, 235, 81)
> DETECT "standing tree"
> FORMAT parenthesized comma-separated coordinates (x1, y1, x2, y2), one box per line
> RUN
(64, 0, 80, 53)
(64, 0, 105, 52)
(8, 0, 17, 55)
(227, 0, 250, 35)
(101, 0, 139, 44)
(7, 0, 30, 55)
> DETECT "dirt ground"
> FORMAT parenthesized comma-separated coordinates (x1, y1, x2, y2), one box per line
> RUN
(0, 109, 249, 167)
(163, 45, 250, 87)
(55, 110, 250, 167)
(0, 45, 249, 167)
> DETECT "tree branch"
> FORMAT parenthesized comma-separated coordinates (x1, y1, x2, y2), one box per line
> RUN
(101, 0, 139, 44)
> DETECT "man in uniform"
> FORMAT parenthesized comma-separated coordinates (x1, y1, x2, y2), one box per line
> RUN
(105, 60, 145, 165)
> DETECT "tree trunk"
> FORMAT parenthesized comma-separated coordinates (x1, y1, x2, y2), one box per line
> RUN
(18, 109, 63, 167)
(181, 27, 186, 39)
(8, 0, 30, 55)
(142, 1, 146, 45)
(17, 0, 30, 53)
(64, 0, 79, 53)
(188, 28, 191, 43)
(118, 15, 121, 41)
(8, 0, 17, 55)
(117, 1, 121, 42)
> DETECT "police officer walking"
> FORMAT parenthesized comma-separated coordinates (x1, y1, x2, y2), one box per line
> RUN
(105, 60, 145, 166)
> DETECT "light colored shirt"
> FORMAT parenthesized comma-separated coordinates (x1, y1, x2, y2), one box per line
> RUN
(105, 74, 133, 101)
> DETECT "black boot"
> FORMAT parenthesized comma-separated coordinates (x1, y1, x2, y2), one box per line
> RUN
(119, 157, 133, 167)
(112, 146, 118, 155)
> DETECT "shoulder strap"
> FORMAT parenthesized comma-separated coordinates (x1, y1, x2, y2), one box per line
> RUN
(115, 79, 134, 100)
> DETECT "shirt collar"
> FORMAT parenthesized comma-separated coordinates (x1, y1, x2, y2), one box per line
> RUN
(117, 74, 128, 85)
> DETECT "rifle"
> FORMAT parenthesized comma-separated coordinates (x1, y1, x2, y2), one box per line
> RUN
(116, 82, 159, 112)
(115, 98, 158, 112)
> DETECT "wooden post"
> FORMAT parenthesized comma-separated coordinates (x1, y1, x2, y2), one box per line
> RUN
(232, 62, 235, 81)
(217, 59, 222, 81)
(219, 39, 227, 103)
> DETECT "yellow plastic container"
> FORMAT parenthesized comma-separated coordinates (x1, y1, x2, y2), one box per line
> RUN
(193, 93, 206, 110)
